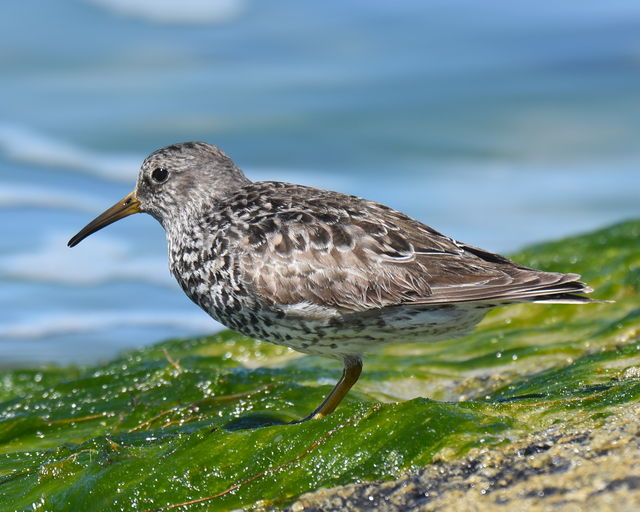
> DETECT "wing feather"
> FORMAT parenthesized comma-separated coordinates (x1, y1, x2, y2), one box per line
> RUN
(232, 183, 593, 312)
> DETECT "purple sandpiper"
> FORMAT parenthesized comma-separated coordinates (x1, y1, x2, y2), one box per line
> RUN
(69, 142, 600, 422)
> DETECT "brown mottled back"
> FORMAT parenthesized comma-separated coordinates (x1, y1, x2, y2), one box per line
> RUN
(211, 182, 592, 314)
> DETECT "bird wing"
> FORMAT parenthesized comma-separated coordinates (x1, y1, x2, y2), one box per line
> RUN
(233, 183, 588, 313)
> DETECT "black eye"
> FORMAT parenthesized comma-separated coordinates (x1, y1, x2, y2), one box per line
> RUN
(151, 168, 169, 183)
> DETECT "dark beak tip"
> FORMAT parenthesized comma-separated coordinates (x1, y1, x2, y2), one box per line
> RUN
(67, 227, 98, 248)
(67, 233, 84, 248)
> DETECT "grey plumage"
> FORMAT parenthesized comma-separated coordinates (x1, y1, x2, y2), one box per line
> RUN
(69, 141, 601, 421)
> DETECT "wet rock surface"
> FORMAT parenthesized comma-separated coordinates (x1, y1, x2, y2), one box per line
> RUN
(287, 404, 640, 512)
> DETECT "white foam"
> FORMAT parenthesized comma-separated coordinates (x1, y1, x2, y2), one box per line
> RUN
(0, 124, 139, 182)
(1, 233, 173, 287)
(0, 184, 102, 212)
(0, 123, 353, 192)
(0, 310, 219, 340)
(83, 0, 246, 24)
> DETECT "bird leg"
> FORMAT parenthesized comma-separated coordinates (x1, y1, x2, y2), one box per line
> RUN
(294, 356, 363, 423)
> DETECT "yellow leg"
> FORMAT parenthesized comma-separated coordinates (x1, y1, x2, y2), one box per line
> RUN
(294, 356, 363, 423)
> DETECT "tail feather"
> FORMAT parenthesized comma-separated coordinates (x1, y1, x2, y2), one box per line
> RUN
(530, 293, 610, 304)
(511, 274, 611, 304)
(419, 270, 610, 305)
(528, 286, 612, 304)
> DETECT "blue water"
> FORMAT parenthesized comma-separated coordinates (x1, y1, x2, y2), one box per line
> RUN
(1, 0, 639, 366)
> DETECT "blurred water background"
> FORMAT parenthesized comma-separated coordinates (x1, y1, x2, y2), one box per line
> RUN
(1, 0, 639, 366)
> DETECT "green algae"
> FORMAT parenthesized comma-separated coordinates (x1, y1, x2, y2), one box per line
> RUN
(0, 220, 638, 511)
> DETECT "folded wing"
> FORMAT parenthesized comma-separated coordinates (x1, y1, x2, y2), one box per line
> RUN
(235, 183, 594, 313)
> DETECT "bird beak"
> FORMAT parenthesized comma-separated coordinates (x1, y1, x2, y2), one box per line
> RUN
(68, 191, 141, 247)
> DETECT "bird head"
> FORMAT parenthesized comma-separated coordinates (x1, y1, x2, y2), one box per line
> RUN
(68, 142, 249, 247)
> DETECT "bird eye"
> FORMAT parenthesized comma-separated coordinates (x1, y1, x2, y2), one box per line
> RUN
(151, 168, 169, 183)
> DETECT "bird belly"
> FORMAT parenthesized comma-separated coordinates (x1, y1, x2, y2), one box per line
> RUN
(212, 303, 490, 359)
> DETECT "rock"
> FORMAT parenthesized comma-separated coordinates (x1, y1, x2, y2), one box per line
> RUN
(287, 404, 640, 511)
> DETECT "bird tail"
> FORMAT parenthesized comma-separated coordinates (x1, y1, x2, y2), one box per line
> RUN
(520, 278, 612, 304)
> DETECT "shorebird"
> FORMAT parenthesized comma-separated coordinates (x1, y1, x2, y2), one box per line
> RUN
(69, 142, 598, 422)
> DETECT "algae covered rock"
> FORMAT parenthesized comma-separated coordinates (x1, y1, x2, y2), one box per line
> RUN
(0, 220, 638, 511)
